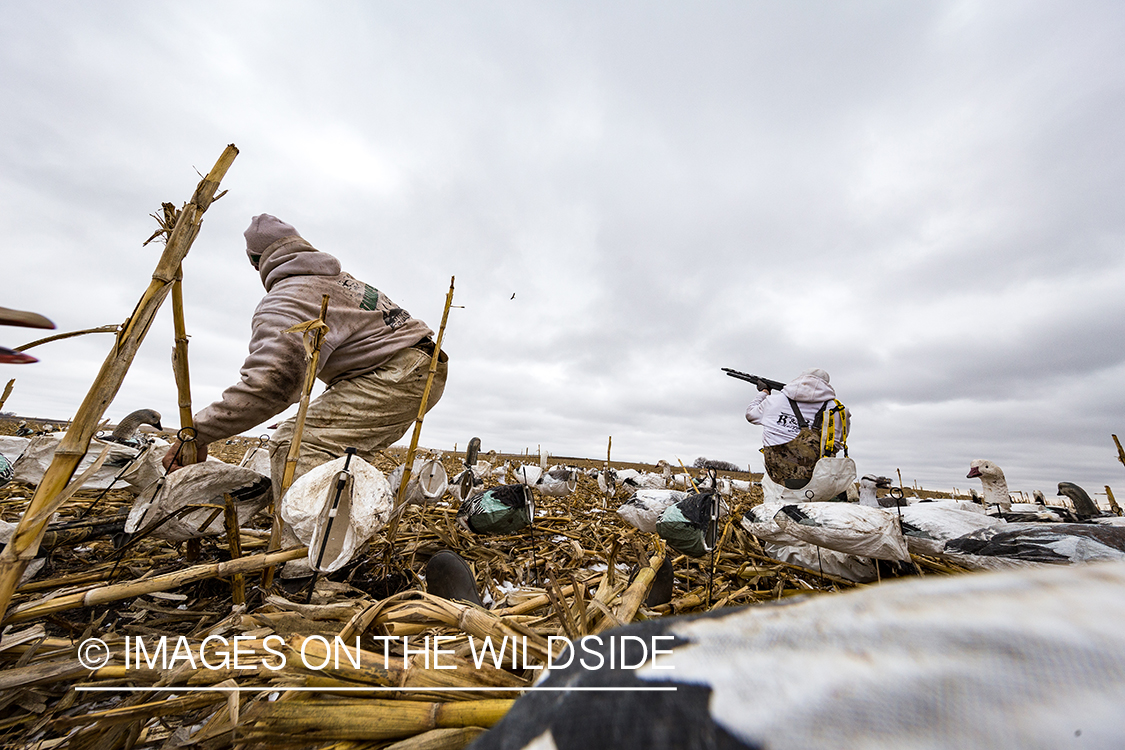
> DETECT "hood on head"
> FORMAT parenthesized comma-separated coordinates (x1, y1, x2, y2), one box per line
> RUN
(243, 214, 341, 291)
(245, 214, 300, 269)
(782, 368, 836, 402)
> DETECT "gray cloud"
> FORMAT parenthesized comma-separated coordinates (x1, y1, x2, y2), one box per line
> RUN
(3, 1, 1124, 499)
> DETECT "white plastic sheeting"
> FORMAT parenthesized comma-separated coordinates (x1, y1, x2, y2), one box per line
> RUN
(0, 436, 30, 464)
(898, 503, 1006, 556)
(617, 490, 688, 533)
(742, 501, 910, 562)
(944, 522, 1125, 565)
(125, 461, 272, 541)
(12, 434, 161, 490)
(760, 455, 856, 504)
(388, 457, 448, 508)
(761, 541, 878, 583)
(238, 446, 272, 477)
(281, 454, 393, 573)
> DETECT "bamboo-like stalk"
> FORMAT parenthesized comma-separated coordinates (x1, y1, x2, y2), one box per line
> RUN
(388, 277, 455, 543)
(0, 378, 13, 412)
(223, 493, 245, 605)
(55, 693, 222, 729)
(383, 727, 488, 750)
(263, 294, 330, 587)
(170, 269, 197, 464)
(281, 295, 331, 493)
(593, 545, 665, 634)
(4, 546, 302, 625)
(15, 324, 120, 352)
(1105, 486, 1123, 516)
(239, 698, 513, 742)
(0, 144, 238, 624)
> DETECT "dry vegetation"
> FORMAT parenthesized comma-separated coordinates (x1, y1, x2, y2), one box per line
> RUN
(0, 417, 969, 749)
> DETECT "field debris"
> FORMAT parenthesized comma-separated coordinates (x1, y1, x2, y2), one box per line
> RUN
(0, 420, 989, 749)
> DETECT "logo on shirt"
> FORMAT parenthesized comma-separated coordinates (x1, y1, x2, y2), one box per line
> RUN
(360, 284, 381, 311)
(776, 414, 800, 429)
(383, 307, 410, 330)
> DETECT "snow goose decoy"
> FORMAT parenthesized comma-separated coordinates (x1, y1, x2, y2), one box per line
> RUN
(388, 455, 448, 511)
(943, 519, 1125, 564)
(965, 459, 1075, 521)
(617, 489, 689, 533)
(536, 467, 578, 498)
(967, 459, 1012, 511)
(126, 460, 273, 542)
(281, 452, 393, 573)
(857, 475, 894, 507)
(469, 560, 1125, 750)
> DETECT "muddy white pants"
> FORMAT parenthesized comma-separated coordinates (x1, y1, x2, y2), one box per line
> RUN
(269, 345, 448, 502)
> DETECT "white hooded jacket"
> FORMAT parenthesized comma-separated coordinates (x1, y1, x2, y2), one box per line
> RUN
(745, 370, 850, 448)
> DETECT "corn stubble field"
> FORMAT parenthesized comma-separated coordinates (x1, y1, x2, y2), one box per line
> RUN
(0, 419, 969, 750)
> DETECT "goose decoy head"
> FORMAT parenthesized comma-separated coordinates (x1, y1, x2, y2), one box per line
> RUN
(967, 459, 1003, 481)
(1057, 481, 1101, 519)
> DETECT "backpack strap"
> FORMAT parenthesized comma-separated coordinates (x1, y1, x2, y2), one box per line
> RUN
(786, 398, 809, 430)
(819, 399, 848, 457)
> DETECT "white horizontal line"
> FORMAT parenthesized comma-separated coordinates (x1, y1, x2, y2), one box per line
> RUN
(75, 686, 678, 693)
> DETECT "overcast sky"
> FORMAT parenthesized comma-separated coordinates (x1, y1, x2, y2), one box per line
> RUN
(3, 1, 1124, 497)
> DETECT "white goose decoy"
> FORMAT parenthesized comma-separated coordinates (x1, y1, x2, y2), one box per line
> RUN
(512, 464, 543, 486)
(281, 453, 393, 573)
(14, 433, 154, 491)
(967, 459, 1013, 511)
(897, 504, 1006, 557)
(388, 455, 448, 509)
(126, 461, 273, 541)
(618, 467, 670, 494)
(596, 468, 617, 496)
(968, 460, 1084, 522)
(857, 475, 893, 508)
(616, 489, 688, 533)
(536, 467, 578, 497)
(467, 560, 1125, 750)
(943, 521, 1125, 564)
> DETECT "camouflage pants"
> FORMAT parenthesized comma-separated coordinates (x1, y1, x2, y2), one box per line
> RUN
(762, 428, 822, 490)
(269, 345, 448, 501)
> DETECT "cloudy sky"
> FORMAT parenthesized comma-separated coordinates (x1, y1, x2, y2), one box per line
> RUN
(3, 1, 1124, 497)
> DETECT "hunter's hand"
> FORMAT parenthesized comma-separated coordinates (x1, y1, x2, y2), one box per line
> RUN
(162, 439, 209, 473)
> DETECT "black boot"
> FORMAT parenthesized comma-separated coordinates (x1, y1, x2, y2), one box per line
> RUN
(426, 550, 484, 606)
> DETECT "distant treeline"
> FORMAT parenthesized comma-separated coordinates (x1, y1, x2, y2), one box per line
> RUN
(692, 457, 744, 473)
